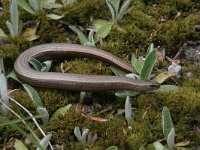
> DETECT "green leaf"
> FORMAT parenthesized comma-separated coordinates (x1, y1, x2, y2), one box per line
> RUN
(167, 127, 175, 150)
(36, 133, 52, 150)
(117, 0, 132, 20)
(46, 14, 64, 20)
(153, 141, 165, 150)
(162, 107, 174, 139)
(11, 0, 19, 35)
(131, 54, 144, 75)
(106, 146, 118, 150)
(14, 139, 28, 150)
(115, 90, 139, 98)
(69, 25, 88, 45)
(0, 73, 9, 115)
(16, 0, 35, 15)
(7, 70, 20, 83)
(41, 60, 52, 72)
(43, 3, 63, 9)
(50, 104, 72, 120)
(74, 126, 82, 142)
(95, 22, 112, 40)
(81, 128, 89, 144)
(28, 58, 43, 71)
(0, 28, 8, 40)
(106, 0, 120, 21)
(110, 66, 126, 76)
(147, 43, 154, 55)
(140, 49, 156, 80)
(125, 73, 139, 79)
(23, 84, 43, 107)
(6, 21, 14, 36)
(0, 115, 44, 126)
(37, 107, 49, 125)
(153, 85, 178, 93)
(153, 71, 176, 84)
(125, 96, 132, 124)
(29, 0, 39, 11)
(175, 141, 190, 147)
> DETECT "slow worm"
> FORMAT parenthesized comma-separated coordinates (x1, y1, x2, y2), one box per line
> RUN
(14, 43, 159, 92)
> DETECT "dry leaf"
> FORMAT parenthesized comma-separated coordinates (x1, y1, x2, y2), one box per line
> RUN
(81, 113, 108, 122)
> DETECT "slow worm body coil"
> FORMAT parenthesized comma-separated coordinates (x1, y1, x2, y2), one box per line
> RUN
(14, 43, 159, 92)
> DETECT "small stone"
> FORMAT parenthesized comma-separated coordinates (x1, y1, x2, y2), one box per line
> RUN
(168, 62, 182, 77)
(185, 72, 193, 78)
(195, 25, 200, 31)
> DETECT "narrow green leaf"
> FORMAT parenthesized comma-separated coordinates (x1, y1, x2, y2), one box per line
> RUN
(110, 66, 126, 76)
(41, 60, 52, 72)
(95, 22, 112, 40)
(106, 146, 118, 150)
(106, 0, 118, 22)
(117, 0, 131, 20)
(147, 43, 154, 55)
(36, 133, 52, 150)
(81, 128, 89, 144)
(50, 104, 72, 120)
(29, 0, 39, 11)
(93, 19, 111, 30)
(16, 0, 35, 15)
(0, 28, 8, 40)
(69, 25, 88, 45)
(125, 73, 139, 79)
(175, 141, 190, 147)
(7, 71, 20, 83)
(0, 115, 44, 126)
(14, 139, 28, 150)
(43, 3, 63, 9)
(167, 127, 175, 150)
(162, 107, 174, 139)
(46, 14, 64, 20)
(18, 20, 23, 35)
(11, 0, 19, 35)
(6, 21, 14, 36)
(153, 85, 178, 93)
(140, 49, 156, 80)
(153, 141, 165, 150)
(74, 126, 82, 142)
(115, 90, 139, 98)
(23, 84, 43, 107)
(131, 54, 144, 75)
(0, 73, 9, 115)
(37, 107, 49, 125)
(125, 96, 132, 124)
(28, 58, 43, 71)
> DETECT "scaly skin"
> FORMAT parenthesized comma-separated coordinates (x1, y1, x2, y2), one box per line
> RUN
(14, 43, 159, 92)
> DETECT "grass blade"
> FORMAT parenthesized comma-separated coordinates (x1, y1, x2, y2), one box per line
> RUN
(11, 0, 19, 35)
(162, 107, 174, 139)
(117, 0, 131, 20)
(16, 0, 35, 15)
(140, 49, 156, 80)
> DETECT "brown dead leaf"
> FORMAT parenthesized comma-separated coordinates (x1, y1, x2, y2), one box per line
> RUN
(81, 113, 108, 122)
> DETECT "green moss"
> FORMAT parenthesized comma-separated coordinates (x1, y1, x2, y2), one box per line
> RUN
(59, 58, 112, 75)
(0, 43, 19, 59)
(126, 86, 200, 149)
(38, 89, 77, 115)
(63, 0, 109, 26)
